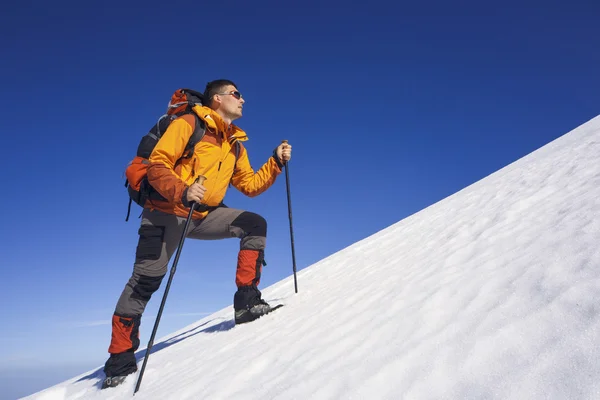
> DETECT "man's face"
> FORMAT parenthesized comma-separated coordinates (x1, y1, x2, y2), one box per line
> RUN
(215, 85, 245, 120)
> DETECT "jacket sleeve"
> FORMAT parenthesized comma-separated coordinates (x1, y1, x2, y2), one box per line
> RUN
(231, 146, 282, 197)
(146, 117, 193, 204)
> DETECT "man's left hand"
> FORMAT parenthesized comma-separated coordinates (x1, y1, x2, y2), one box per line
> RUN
(276, 142, 292, 163)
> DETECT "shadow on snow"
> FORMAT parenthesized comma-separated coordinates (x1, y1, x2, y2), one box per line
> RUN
(75, 317, 235, 385)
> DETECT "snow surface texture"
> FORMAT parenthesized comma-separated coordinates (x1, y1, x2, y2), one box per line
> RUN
(25, 116, 600, 399)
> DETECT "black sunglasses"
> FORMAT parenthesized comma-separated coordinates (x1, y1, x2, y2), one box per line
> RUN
(216, 91, 243, 100)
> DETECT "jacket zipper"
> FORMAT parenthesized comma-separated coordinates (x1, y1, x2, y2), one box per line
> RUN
(203, 135, 229, 205)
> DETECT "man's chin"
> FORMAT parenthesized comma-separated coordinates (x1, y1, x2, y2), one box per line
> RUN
(227, 112, 243, 121)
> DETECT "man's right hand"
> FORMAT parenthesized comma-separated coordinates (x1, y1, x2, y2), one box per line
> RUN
(186, 181, 207, 204)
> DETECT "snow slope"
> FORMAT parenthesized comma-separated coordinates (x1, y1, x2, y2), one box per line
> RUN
(25, 115, 600, 400)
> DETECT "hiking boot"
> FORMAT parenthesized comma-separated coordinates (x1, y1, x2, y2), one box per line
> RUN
(235, 301, 272, 324)
(233, 285, 272, 324)
(101, 374, 129, 389)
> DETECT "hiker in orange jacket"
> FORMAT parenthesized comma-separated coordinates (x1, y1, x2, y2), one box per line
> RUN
(102, 79, 292, 388)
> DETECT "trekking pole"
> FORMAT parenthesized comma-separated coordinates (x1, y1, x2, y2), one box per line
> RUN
(134, 176, 206, 395)
(281, 140, 298, 293)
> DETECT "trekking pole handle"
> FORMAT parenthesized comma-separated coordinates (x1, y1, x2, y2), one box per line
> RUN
(189, 175, 206, 211)
(281, 140, 289, 164)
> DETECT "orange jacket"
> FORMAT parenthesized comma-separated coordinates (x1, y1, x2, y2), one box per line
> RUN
(146, 105, 282, 219)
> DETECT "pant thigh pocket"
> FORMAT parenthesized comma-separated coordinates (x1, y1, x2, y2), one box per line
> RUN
(135, 225, 165, 261)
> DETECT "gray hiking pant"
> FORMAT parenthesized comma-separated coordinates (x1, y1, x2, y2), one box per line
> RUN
(114, 207, 266, 317)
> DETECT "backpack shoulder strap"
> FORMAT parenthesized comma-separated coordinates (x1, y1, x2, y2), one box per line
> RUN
(235, 141, 241, 162)
(182, 113, 206, 158)
(229, 141, 242, 187)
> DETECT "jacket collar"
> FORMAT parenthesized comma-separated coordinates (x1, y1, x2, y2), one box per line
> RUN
(193, 105, 248, 142)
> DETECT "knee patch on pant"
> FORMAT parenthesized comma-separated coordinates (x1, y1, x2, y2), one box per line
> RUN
(108, 314, 141, 354)
(131, 274, 163, 302)
(135, 225, 165, 261)
(236, 249, 264, 287)
(231, 212, 267, 238)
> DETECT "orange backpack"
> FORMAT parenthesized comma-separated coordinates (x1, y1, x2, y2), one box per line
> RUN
(124, 88, 207, 220)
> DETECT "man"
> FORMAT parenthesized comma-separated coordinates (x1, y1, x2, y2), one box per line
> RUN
(102, 79, 292, 388)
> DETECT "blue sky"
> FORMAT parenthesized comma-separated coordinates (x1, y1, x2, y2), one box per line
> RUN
(1, 0, 599, 397)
